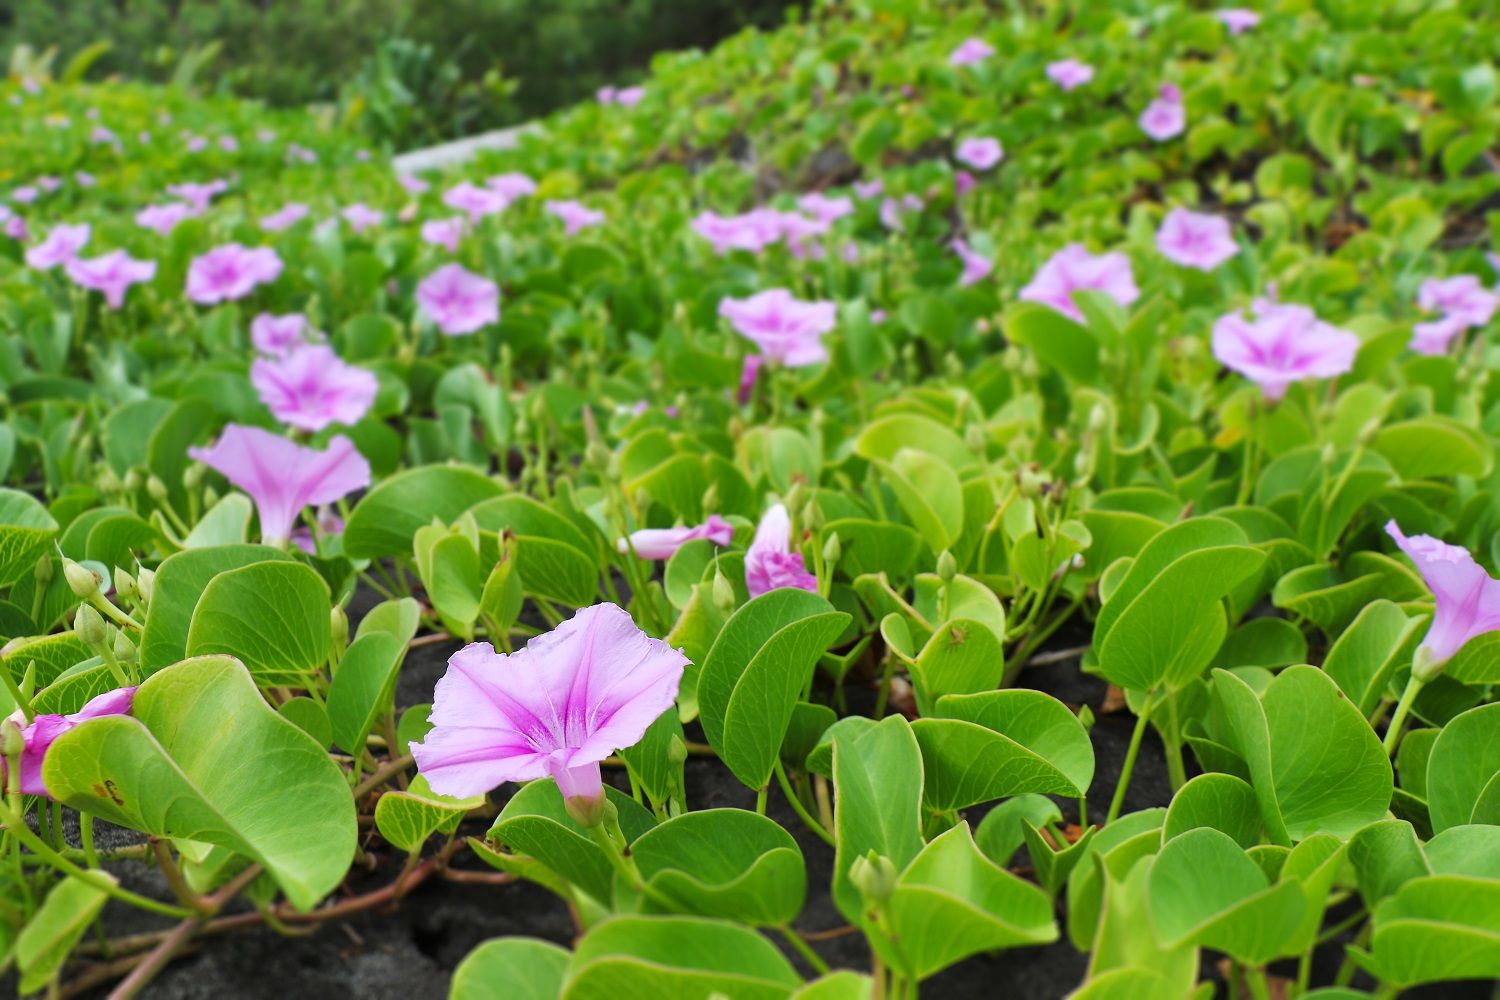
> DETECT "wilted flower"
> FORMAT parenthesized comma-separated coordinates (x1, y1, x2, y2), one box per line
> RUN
(341, 203, 383, 233)
(1211, 300, 1359, 401)
(166, 179, 228, 213)
(251, 312, 322, 356)
(1386, 521, 1500, 673)
(488, 172, 538, 204)
(186, 244, 283, 304)
(411, 603, 688, 817)
(189, 425, 371, 546)
(1046, 58, 1095, 91)
(949, 37, 995, 66)
(1217, 9, 1261, 35)
(416, 263, 500, 336)
(3, 688, 136, 797)
(421, 217, 467, 254)
(1156, 209, 1239, 271)
(1020, 243, 1139, 322)
(25, 223, 91, 269)
(136, 202, 197, 234)
(546, 199, 605, 235)
(443, 181, 508, 223)
(619, 516, 734, 560)
(1139, 84, 1186, 142)
(65, 251, 157, 309)
(797, 192, 854, 225)
(952, 238, 993, 286)
(260, 202, 310, 233)
(745, 504, 818, 598)
(251, 345, 378, 432)
(719, 288, 836, 366)
(955, 137, 1004, 171)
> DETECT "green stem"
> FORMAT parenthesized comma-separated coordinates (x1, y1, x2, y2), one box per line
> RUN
(0, 663, 33, 722)
(773, 759, 834, 847)
(755, 785, 768, 816)
(1105, 690, 1157, 825)
(775, 925, 831, 975)
(1383, 672, 1424, 756)
(1244, 966, 1271, 1000)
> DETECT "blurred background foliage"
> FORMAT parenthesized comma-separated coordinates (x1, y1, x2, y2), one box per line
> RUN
(0, 0, 799, 147)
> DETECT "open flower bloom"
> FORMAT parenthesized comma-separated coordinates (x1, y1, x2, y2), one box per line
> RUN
(186, 244, 283, 304)
(955, 137, 1004, 171)
(1047, 58, 1094, 91)
(1411, 314, 1469, 356)
(1019, 243, 1139, 322)
(949, 37, 995, 66)
(416, 263, 500, 336)
(488, 172, 538, 204)
(691, 210, 783, 255)
(64, 251, 157, 309)
(421, 216, 467, 254)
(25, 223, 91, 269)
(1139, 84, 1186, 141)
(619, 516, 733, 560)
(854, 179, 884, 200)
(1217, 9, 1261, 34)
(1156, 208, 1239, 271)
(261, 202, 309, 232)
(251, 344, 378, 432)
(251, 312, 321, 355)
(398, 174, 430, 196)
(189, 424, 371, 546)
(546, 200, 605, 235)
(411, 603, 688, 811)
(719, 289, 836, 366)
(614, 86, 646, 107)
(341, 203, 383, 233)
(745, 504, 818, 598)
(797, 192, 854, 225)
(1211, 300, 1359, 401)
(952, 238, 993, 286)
(4, 688, 136, 797)
(166, 179, 228, 212)
(1416, 275, 1498, 330)
(443, 181, 509, 223)
(136, 202, 197, 235)
(1386, 521, 1500, 672)
(11, 185, 39, 204)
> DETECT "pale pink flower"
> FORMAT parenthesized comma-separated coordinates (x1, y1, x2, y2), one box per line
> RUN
(398, 174, 430, 196)
(719, 289, 836, 366)
(65, 251, 157, 309)
(185, 136, 208, 153)
(546, 200, 605, 235)
(185, 244, 283, 304)
(341, 203, 383, 233)
(11, 186, 39, 204)
(166, 179, 228, 212)
(1047, 59, 1095, 91)
(1212, 300, 1358, 401)
(879, 194, 923, 232)
(1140, 84, 1186, 141)
(219, 136, 239, 152)
(36, 176, 61, 192)
(1217, 9, 1261, 35)
(796, 192, 854, 225)
(1156, 209, 1239, 271)
(1019, 243, 1139, 322)
(738, 354, 764, 404)
(1417, 275, 1498, 329)
(488, 172, 537, 204)
(745, 504, 818, 598)
(251, 313, 321, 356)
(955, 170, 976, 196)
(25, 223, 91, 269)
(854, 179, 884, 200)
(952, 238, 993, 286)
(421, 217, 467, 254)
(251, 344, 378, 432)
(956, 137, 1004, 171)
(619, 516, 734, 560)
(416, 263, 500, 336)
(136, 202, 198, 235)
(1411, 315, 1469, 356)
(443, 181, 508, 223)
(292, 507, 345, 556)
(615, 86, 646, 107)
(1386, 521, 1500, 670)
(691, 210, 782, 255)
(4, 215, 27, 241)
(4, 688, 136, 798)
(596, 86, 618, 104)
(260, 202, 310, 233)
(949, 38, 995, 67)
(75, 171, 96, 188)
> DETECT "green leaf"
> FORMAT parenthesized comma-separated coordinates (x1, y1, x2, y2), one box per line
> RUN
(450, 937, 570, 1000)
(853, 414, 976, 473)
(140, 545, 294, 670)
(563, 915, 801, 1000)
(1065, 809, 1166, 950)
(832, 716, 925, 925)
(1021, 820, 1097, 896)
(1322, 600, 1424, 715)
(1358, 875, 1500, 987)
(0, 488, 58, 587)
(1373, 416, 1493, 480)
(1347, 820, 1431, 909)
(184, 561, 331, 687)
(183, 494, 254, 548)
(15, 874, 112, 993)
(974, 794, 1062, 867)
(632, 809, 805, 925)
(1004, 303, 1100, 384)
(876, 449, 964, 555)
(278, 696, 332, 749)
(375, 774, 485, 853)
(43, 656, 356, 910)
(907, 618, 1005, 717)
(1426, 703, 1500, 833)
(1162, 773, 1261, 848)
(327, 631, 408, 756)
(343, 465, 504, 559)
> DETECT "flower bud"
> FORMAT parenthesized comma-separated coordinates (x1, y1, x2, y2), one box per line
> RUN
(123, 469, 143, 493)
(0, 718, 24, 761)
(96, 466, 122, 494)
(1357, 418, 1381, 447)
(822, 532, 842, 569)
(701, 482, 720, 515)
(712, 567, 736, 613)
(936, 549, 958, 583)
(146, 475, 169, 502)
(63, 559, 102, 598)
(330, 606, 349, 648)
(964, 423, 987, 453)
(34, 555, 53, 588)
(666, 735, 688, 766)
(584, 440, 614, 472)
(803, 499, 825, 533)
(135, 567, 155, 606)
(113, 567, 137, 603)
(1017, 467, 1047, 499)
(113, 628, 137, 664)
(74, 603, 108, 649)
(1320, 442, 1337, 469)
(1088, 404, 1110, 433)
(849, 850, 899, 904)
(202, 485, 219, 509)
(784, 480, 809, 519)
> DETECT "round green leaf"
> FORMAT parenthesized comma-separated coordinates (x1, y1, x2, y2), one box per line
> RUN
(632, 809, 805, 925)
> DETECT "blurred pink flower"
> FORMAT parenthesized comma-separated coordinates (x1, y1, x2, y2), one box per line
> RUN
(251, 344, 378, 432)
(738, 354, 764, 404)
(620, 515, 734, 560)
(65, 251, 157, 309)
(691, 209, 782, 255)
(719, 288, 836, 366)
(398, 174, 430, 196)
(854, 179, 884, 200)
(1411, 315, 1469, 356)
(879, 194, 923, 232)
(615, 86, 646, 107)
(796, 192, 854, 225)
(219, 136, 239, 152)
(1212, 300, 1358, 401)
(954, 170, 976, 196)
(1156, 208, 1239, 271)
(4, 688, 136, 797)
(36, 176, 61, 192)
(1019, 243, 1139, 322)
(136, 202, 198, 235)
(746, 504, 818, 598)
(488, 172, 537, 204)
(416, 263, 500, 336)
(260, 202, 310, 233)
(90, 125, 119, 145)
(1047, 59, 1095, 91)
(185, 136, 208, 153)
(546, 199, 605, 235)
(443, 181, 508, 223)
(167, 179, 228, 212)
(185, 244, 283, 304)
(251, 313, 321, 356)
(26, 223, 91, 269)
(75, 171, 96, 188)
(949, 37, 995, 67)
(11, 186, 39, 204)
(421, 216, 467, 254)
(1417, 275, 1498, 329)
(189, 425, 370, 546)
(596, 85, 617, 104)
(341, 203, 383, 233)
(1140, 84, 1186, 141)
(955, 137, 1004, 171)
(1386, 521, 1500, 669)
(4, 214, 27, 241)
(952, 238, 993, 286)
(1217, 9, 1261, 35)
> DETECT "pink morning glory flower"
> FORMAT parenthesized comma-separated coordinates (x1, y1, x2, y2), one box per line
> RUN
(746, 504, 818, 599)
(251, 313, 321, 356)
(4, 687, 136, 797)
(186, 244, 283, 304)
(1417, 275, 1498, 329)
(854, 179, 884, 200)
(64, 251, 157, 309)
(189, 425, 371, 547)
(955, 137, 1004, 171)
(1211, 300, 1359, 401)
(954, 170, 976, 196)
(1217, 9, 1261, 35)
(416, 263, 500, 336)
(185, 136, 208, 153)
(779, 212, 831, 259)
(3, 213, 26, 242)
(949, 38, 995, 67)
(410, 603, 688, 815)
(136, 202, 198, 235)
(11, 186, 39, 204)
(879, 194, 924, 233)
(288, 144, 317, 164)
(488, 172, 537, 204)
(75, 171, 96, 188)
(719, 289, 837, 366)
(1047, 59, 1095, 91)
(251, 344, 378, 433)
(1019, 243, 1140, 322)
(1140, 84, 1186, 142)
(25, 223, 91, 269)
(341, 203, 383, 233)
(1386, 521, 1500, 671)
(90, 125, 118, 145)
(261, 202, 310, 232)
(443, 181, 509, 223)
(738, 354, 765, 404)
(1156, 209, 1239, 271)
(421, 217, 467, 254)
(691, 210, 782, 255)
(546, 200, 605, 235)
(398, 174, 431, 196)
(797, 192, 854, 225)
(166, 179, 228, 213)
(596, 85, 617, 104)
(219, 136, 239, 152)
(36, 176, 61, 193)
(614, 86, 646, 107)
(619, 516, 734, 560)
(1410, 314, 1469, 356)
(292, 507, 345, 556)
(952, 238, 993, 287)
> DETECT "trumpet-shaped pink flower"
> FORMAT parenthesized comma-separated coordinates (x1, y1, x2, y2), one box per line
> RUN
(797, 192, 854, 225)
(189, 425, 371, 546)
(619, 516, 734, 560)
(1417, 275, 1498, 330)
(488, 172, 538, 204)
(64, 251, 157, 309)
(614, 86, 646, 107)
(341, 203, 383, 233)
(166, 179, 228, 213)
(443, 181, 509, 223)
(4, 214, 27, 242)
(691, 210, 782, 255)
(1156, 209, 1239, 271)
(260, 202, 309, 232)
(1211, 300, 1358, 401)
(136, 202, 197, 235)
(952, 238, 993, 286)
(949, 38, 995, 66)
(25, 223, 90, 269)
(416, 263, 500, 336)
(4, 687, 136, 797)
(251, 312, 321, 356)
(1047, 59, 1094, 91)
(251, 345, 378, 432)
(186, 244, 283, 304)
(746, 504, 818, 598)
(1386, 521, 1500, 671)
(955, 137, 1004, 171)
(738, 354, 764, 404)
(546, 200, 605, 235)
(411, 603, 688, 811)
(719, 289, 836, 366)
(398, 174, 431, 196)
(1217, 9, 1261, 35)
(1411, 314, 1469, 356)
(1140, 84, 1186, 141)
(421, 217, 467, 254)
(1020, 243, 1139, 322)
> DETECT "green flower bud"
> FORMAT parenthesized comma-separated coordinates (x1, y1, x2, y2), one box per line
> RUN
(936, 549, 958, 583)
(803, 498, 825, 533)
(74, 603, 108, 649)
(712, 567, 736, 613)
(63, 559, 102, 598)
(700, 482, 720, 515)
(113, 628, 137, 664)
(146, 475, 170, 502)
(135, 567, 155, 606)
(666, 735, 688, 766)
(34, 555, 53, 588)
(113, 567, 137, 603)
(822, 531, 842, 569)
(96, 466, 123, 495)
(1, 718, 24, 760)
(848, 850, 899, 904)
(330, 606, 349, 649)
(183, 462, 206, 491)
(122, 469, 143, 493)
(784, 480, 808, 519)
